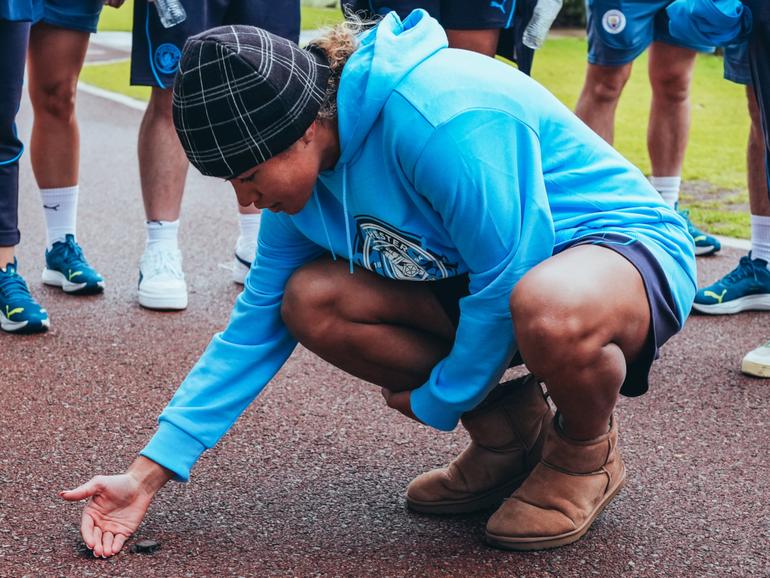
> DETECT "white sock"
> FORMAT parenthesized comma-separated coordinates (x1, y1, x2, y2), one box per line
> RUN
(236, 212, 261, 257)
(750, 214, 770, 265)
(40, 185, 78, 248)
(650, 176, 681, 208)
(145, 219, 179, 252)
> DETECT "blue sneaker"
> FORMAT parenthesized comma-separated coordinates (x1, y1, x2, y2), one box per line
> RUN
(42, 234, 104, 295)
(0, 259, 49, 334)
(693, 253, 770, 314)
(678, 207, 721, 256)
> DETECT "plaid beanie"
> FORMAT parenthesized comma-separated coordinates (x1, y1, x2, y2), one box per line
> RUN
(172, 25, 331, 179)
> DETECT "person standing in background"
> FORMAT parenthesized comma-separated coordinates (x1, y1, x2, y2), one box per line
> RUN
(667, 0, 770, 376)
(575, 0, 722, 257)
(1, 0, 115, 334)
(128, 0, 300, 310)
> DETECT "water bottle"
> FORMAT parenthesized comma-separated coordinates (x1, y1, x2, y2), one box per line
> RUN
(522, 0, 563, 50)
(153, 0, 186, 28)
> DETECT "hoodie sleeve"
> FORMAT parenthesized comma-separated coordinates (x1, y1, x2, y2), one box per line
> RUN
(666, 0, 752, 46)
(140, 213, 325, 481)
(407, 110, 555, 431)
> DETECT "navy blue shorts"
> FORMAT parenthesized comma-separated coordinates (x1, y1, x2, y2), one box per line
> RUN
(341, 0, 517, 30)
(0, 19, 29, 247)
(745, 0, 770, 191)
(130, 0, 300, 88)
(1, 0, 102, 32)
(724, 41, 751, 86)
(431, 232, 680, 397)
(586, 0, 714, 66)
(341, 1, 537, 74)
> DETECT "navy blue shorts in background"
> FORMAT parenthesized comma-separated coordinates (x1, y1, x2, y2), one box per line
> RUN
(341, 1, 537, 74)
(745, 0, 770, 191)
(1, 0, 102, 32)
(130, 0, 300, 88)
(586, 0, 713, 66)
(724, 40, 751, 86)
(431, 232, 681, 398)
(342, 0, 517, 30)
(0, 20, 30, 247)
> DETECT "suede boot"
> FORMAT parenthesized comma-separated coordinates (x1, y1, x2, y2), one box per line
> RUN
(406, 374, 553, 514)
(485, 414, 626, 550)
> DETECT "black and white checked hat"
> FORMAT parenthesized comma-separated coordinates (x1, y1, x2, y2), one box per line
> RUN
(172, 25, 331, 179)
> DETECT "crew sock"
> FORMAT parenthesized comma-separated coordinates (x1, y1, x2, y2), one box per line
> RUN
(649, 176, 681, 209)
(40, 185, 78, 249)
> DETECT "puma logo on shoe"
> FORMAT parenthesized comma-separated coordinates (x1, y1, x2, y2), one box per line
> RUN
(43, 204, 60, 211)
(5, 305, 23, 319)
(704, 289, 728, 304)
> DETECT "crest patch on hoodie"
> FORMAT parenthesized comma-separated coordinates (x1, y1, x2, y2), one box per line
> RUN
(354, 216, 458, 281)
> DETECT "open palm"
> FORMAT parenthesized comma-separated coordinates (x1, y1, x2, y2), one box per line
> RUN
(61, 474, 153, 557)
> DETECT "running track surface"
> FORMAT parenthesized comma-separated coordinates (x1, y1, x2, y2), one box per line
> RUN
(1, 88, 768, 577)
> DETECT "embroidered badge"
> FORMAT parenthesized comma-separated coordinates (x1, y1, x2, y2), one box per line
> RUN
(154, 43, 182, 75)
(355, 217, 457, 281)
(602, 9, 627, 34)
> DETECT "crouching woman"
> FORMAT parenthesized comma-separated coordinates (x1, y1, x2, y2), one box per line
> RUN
(62, 10, 696, 556)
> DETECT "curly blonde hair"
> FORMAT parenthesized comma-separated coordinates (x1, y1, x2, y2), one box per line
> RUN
(307, 12, 377, 121)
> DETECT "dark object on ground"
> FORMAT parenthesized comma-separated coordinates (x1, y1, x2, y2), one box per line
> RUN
(132, 539, 161, 554)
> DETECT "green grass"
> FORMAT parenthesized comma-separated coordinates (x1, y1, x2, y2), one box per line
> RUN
(82, 31, 752, 237)
(533, 37, 749, 191)
(97, 0, 133, 32)
(97, 1, 343, 33)
(532, 37, 751, 237)
(80, 60, 151, 101)
(301, 6, 345, 30)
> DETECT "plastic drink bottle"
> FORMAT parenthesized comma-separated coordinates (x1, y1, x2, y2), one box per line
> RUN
(154, 0, 186, 28)
(522, 0, 563, 49)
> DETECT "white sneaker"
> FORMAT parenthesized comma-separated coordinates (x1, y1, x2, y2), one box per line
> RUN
(138, 246, 188, 310)
(232, 235, 256, 285)
(741, 341, 770, 378)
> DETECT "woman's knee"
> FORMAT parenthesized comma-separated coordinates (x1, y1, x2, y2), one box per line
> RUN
(281, 261, 341, 343)
(510, 270, 603, 375)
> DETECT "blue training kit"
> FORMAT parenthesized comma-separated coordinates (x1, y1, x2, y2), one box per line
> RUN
(2, 0, 103, 32)
(140, 10, 697, 482)
(130, 0, 300, 88)
(0, 20, 29, 248)
(587, 0, 714, 66)
(667, 0, 769, 187)
(341, 0, 538, 74)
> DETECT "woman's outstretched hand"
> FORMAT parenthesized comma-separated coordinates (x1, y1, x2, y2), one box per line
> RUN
(60, 457, 173, 558)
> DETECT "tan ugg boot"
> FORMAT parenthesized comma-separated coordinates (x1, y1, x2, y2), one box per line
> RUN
(406, 374, 553, 514)
(485, 414, 626, 550)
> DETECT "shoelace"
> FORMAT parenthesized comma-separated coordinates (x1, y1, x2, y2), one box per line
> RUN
(0, 269, 35, 305)
(56, 237, 91, 271)
(723, 256, 759, 285)
(143, 248, 183, 278)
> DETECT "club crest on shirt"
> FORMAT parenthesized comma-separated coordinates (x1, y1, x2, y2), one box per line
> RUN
(602, 9, 626, 34)
(154, 43, 182, 75)
(355, 216, 457, 281)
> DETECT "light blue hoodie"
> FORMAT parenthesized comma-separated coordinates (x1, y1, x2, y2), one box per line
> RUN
(142, 10, 696, 481)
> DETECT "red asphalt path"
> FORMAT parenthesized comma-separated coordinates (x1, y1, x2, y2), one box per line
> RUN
(0, 89, 768, 577)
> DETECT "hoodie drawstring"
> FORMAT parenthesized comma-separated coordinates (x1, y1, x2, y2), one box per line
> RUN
(313, 188, 337, 261)
(342, 164, 354, 274)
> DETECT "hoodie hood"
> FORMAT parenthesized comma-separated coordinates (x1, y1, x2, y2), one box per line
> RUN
(335, 9, 447, 166)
